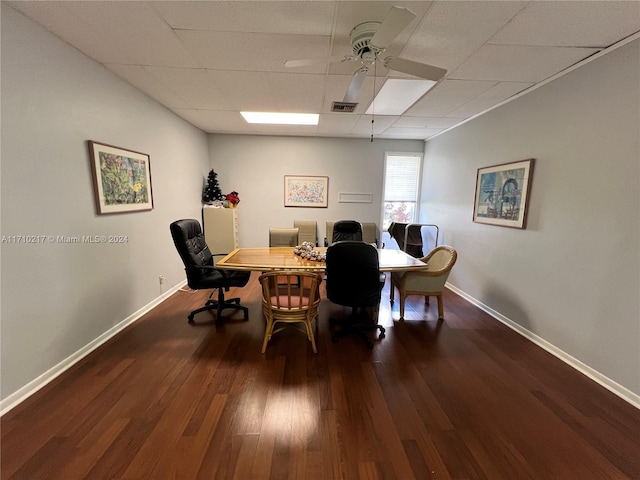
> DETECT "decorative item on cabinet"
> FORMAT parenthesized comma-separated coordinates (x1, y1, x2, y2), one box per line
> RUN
(202, 169, 225, 206)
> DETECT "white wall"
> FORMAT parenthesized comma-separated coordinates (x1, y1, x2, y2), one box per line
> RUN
(421, 39, 640, 398)
(207, 134, 424, 246)
(1, 6, 209, 403)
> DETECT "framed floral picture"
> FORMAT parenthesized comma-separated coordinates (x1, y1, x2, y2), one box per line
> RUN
(88, 141, 154, 214)
(473, 158, 535, 229)
(284, 175, 329, 208)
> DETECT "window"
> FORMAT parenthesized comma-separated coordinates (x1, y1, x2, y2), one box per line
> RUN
(382, 153, 422, 230)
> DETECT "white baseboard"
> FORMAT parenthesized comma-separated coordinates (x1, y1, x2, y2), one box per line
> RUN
(446, 283, 640, 410)
(0, 280, 187, 416)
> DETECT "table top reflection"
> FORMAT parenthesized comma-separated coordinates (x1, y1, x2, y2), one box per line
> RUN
(216, 246, 428, 272)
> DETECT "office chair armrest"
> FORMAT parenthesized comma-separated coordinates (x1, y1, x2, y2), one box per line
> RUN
(188, 265, 230, 279)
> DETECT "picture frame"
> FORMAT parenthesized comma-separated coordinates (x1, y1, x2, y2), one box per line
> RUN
(88, 141, 154, 215)
(284, 175, 329, 208)
(473, 158, 535, 229)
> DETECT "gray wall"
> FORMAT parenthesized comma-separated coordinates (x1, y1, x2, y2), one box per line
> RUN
(420, 39, 640, 397)
(207, 134, 424, 247)
(1, 6, 209, 403)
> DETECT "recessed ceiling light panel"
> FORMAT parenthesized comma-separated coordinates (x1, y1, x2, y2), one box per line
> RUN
(365, 79, 436, 116)
(240, 112, 319, 125)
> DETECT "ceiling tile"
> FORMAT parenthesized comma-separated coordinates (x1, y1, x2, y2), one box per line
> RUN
(171, 109, 248, 133)
(447, 81, 533, 118)
(318, 113, 361, 135)
(450, 44, 601, 82)
(266, 73, 326, 112)
(401, 1, 528, 73)
(176, 30, 332, 72)
(382, 127, 443, 139)
(407, 79, 496, 116)
(105, 64, 191, 109)
(8, 0, 637, 140)
(351, 114, 398, 136)
(490, 1, 640, 48)
(144, 67, 234, 109)
(392, 116, 460, 129)
(206, 70, 273, 111)
(154, 1, 337, 35)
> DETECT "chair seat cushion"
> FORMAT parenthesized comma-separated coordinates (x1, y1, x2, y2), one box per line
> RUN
(198, 269, 250, 289)
(270, 294, 312, 308)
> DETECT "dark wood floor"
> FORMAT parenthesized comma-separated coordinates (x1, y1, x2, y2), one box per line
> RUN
(2, 273, 639, 480)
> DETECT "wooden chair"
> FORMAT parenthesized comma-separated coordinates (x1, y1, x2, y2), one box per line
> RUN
(390, 245, 457, 320)
(259, 271, 322, 353)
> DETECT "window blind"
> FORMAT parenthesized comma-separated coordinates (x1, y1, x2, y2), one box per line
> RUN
(384, 155, 420, 202)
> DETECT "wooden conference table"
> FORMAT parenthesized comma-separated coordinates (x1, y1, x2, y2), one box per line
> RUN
(216, 246, 428, 272)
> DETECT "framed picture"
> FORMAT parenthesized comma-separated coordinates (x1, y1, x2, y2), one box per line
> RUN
(473, 158, 535, 229)
(284, 175, 329, 208)
(88, 141, 154, 214)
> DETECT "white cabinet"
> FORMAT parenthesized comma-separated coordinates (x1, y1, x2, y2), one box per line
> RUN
(202, 207, 239, 256)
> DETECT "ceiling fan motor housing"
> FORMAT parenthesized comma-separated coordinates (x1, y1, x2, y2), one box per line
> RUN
(350, 21, 381, 61)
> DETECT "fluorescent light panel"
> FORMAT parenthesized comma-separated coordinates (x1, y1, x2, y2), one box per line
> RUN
(365, 79, 436, 115)
(240, 112, 319, 125)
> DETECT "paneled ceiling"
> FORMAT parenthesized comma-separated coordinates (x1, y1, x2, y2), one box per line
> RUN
(8, 1, 640, 140)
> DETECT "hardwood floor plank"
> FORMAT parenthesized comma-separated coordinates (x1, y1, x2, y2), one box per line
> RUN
(56, 418, 130, 480)
(2, 276, 638, 479)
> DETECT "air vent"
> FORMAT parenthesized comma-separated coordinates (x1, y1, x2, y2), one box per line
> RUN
(331, 102, 358, 113)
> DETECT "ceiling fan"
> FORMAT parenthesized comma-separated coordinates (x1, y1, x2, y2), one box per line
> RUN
(285, 6, 447, 104)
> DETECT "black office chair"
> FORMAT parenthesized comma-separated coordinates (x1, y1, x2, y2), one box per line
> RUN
(331, 220, 363, 243)
(325, 241, 386, 348)
(170, 219, 250, 322)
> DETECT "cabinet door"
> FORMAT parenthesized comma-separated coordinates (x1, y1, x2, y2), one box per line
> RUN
(203, 208, 238, 256)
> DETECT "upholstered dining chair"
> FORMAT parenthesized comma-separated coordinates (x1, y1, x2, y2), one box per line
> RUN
(361, 222, 379, 246)
(390, 245, 457, 320)
(170, 219, 250, 322)
(269, 227, 299, 247)
(294, 220, 318, 246)
(259, 271, 322, 353)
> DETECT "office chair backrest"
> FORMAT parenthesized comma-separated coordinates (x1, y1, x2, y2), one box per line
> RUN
(170, 219, 213, 284)
(331, 220, 363, 243)
(325, 241, 381, 308)
(294, 220, 317, 246)
(361, 222, 378, 245)
(269, 227, 299, 247)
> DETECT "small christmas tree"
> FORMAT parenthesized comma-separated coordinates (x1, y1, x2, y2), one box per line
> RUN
(202, 169, 224, 204)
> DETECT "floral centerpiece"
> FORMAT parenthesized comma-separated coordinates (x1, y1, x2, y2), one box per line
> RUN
(293, 242, 326, 262)
(226, 191, 240, 208)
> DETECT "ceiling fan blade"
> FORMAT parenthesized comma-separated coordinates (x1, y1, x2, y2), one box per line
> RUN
(370, 6, 416, 49)
(383, 57, 447, 81)
(343, 67, 369, 103)
(285, 55, 353, 68)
